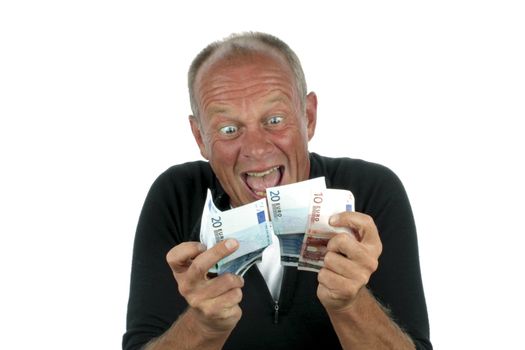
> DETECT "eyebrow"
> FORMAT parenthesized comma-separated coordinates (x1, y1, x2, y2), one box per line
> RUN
(205, 91, 292, 116)
(206, 106, 232, 116)
(263, 91, 292, 106)
(265, 96, 287, 105)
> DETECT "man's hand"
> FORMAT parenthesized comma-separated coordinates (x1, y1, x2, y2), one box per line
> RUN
(317, 212, 383, 313)
(166, 239, 244, 334)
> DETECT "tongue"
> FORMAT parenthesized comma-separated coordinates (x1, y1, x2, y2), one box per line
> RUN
(245, 169, 281, 193)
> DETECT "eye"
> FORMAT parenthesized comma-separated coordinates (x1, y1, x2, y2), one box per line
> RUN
(267, 116, 284, 125)
(219, 125, 238, 135)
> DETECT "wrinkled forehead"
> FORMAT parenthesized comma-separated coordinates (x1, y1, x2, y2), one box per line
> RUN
(194, 46, 295, 94)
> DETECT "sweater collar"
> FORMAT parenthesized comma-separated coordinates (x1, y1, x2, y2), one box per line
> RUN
(309, 152, 331, 188)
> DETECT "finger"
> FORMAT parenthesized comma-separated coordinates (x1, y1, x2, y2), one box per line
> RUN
(324, 250, 361, 277)
(166, 242, 207, 273)
(329, 212, 382, 254)
(326, 233, 359, 258)
(323, 251, 377, 282)
(326, 233, 381, 271)
(193, 273, 245, 302)
(317, 267, 362, 301)
(329, 211, 372, 240)
(201, 302, 243, 324)
(188, 239, 239, 280)
(205, 287, 244, 312)
(195, 288, 243, 321)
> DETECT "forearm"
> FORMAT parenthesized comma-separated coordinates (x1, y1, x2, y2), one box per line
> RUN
(143, 308, 232, 350)
(328, 288, 415, 350)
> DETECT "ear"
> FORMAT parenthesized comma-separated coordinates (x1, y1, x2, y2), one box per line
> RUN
(189, 115, 209, 160)
(305, 92, 318, 141)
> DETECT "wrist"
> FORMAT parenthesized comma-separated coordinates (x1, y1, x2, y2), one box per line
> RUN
(325, 287, 369, 318)
(147, 308, 234, 350)
(183, 307, 236, 339)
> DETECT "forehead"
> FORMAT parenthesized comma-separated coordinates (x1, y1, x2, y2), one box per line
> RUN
(194, 51, 296, 102)
(197, 45, 293, 78)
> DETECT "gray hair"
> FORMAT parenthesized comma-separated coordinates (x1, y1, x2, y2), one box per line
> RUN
(188, 32, 307, 118)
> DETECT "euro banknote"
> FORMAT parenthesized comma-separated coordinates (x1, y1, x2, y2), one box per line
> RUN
(199, 189, 273, 275)
(298, 189, 355, 272)
(266, 177, 326, 266)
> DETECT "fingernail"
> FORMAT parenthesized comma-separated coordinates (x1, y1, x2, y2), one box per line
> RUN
(198, 243, 207, 252)
(225, 239, 238, 251)
(329, 214, 340, 226)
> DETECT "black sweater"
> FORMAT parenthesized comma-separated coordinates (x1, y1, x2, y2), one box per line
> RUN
(123, 153, 432, 349)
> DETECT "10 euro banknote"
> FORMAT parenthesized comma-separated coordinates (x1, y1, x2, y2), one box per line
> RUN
(298, 188, 355, 272)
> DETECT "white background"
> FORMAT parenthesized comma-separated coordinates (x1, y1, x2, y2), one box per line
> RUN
(1, 1, 524, 349)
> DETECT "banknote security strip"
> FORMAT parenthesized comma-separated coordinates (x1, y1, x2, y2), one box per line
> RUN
(199, 177, 355, 275)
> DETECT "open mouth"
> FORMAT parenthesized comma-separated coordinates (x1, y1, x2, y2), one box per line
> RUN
(242, 166, 284, 197)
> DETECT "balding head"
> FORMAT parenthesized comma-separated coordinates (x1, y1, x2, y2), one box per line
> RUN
(188, 32, 307, 119)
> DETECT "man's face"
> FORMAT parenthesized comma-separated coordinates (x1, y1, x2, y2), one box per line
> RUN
(190, 52, 317, 207)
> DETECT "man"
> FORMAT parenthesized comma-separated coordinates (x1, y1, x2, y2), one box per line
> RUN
(123, 32, 432, 350)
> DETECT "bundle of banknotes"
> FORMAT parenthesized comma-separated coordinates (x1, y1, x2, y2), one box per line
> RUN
(199, 189, 273, 275)
(199, 177, 355, 275)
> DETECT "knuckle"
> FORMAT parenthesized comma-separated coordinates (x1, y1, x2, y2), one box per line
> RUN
(200, 305, 215, 319)
(337, 233, 350, 245)
(341, 231, 352, 241)
(177, 280, 192, 297)
(166, 243, 189, 264)
(370, 258, 379, 272)
(359, 260, 376, 278)
(165, 250, 174, 264)
(223, 273, 237, 285)
(327, 289, 339, 300)
(364, 253, 379, 272)
(166, 253, 179, 271)
(323, 252, 334, 267)
(166, 244, 181, 261)
(359, 271, 371, 286)
(328, 234, 348, 250)
(376, 241, 383, 256)
(188, 260, 207, 277)
(363, 214, 375, 226)
(317, 274, 328, 287)
(211, 243, 229, 259)
(235, 306, 243, 320)
(317, 268, 327, 282)
(223, 306, 242, 321)
(232, 288, 243, 303)
(186, 294, 201, 309)
(345, 282, 360, 298)
(339, 287, 353, 301)
(326, 237, 337, 251)
(229, 274, 244, 288)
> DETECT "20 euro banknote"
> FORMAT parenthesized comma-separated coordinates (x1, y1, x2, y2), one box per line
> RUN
(199, 189, 273, 275)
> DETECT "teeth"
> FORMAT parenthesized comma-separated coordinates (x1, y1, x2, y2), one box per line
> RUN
(246, 166, 279, 177)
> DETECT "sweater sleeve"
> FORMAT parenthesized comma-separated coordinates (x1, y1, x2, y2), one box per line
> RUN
(122, 168, 193, 350)
(361, 165, 432, 350)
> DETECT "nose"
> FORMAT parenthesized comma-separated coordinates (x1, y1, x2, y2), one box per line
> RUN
(241, 125, 275, 159)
